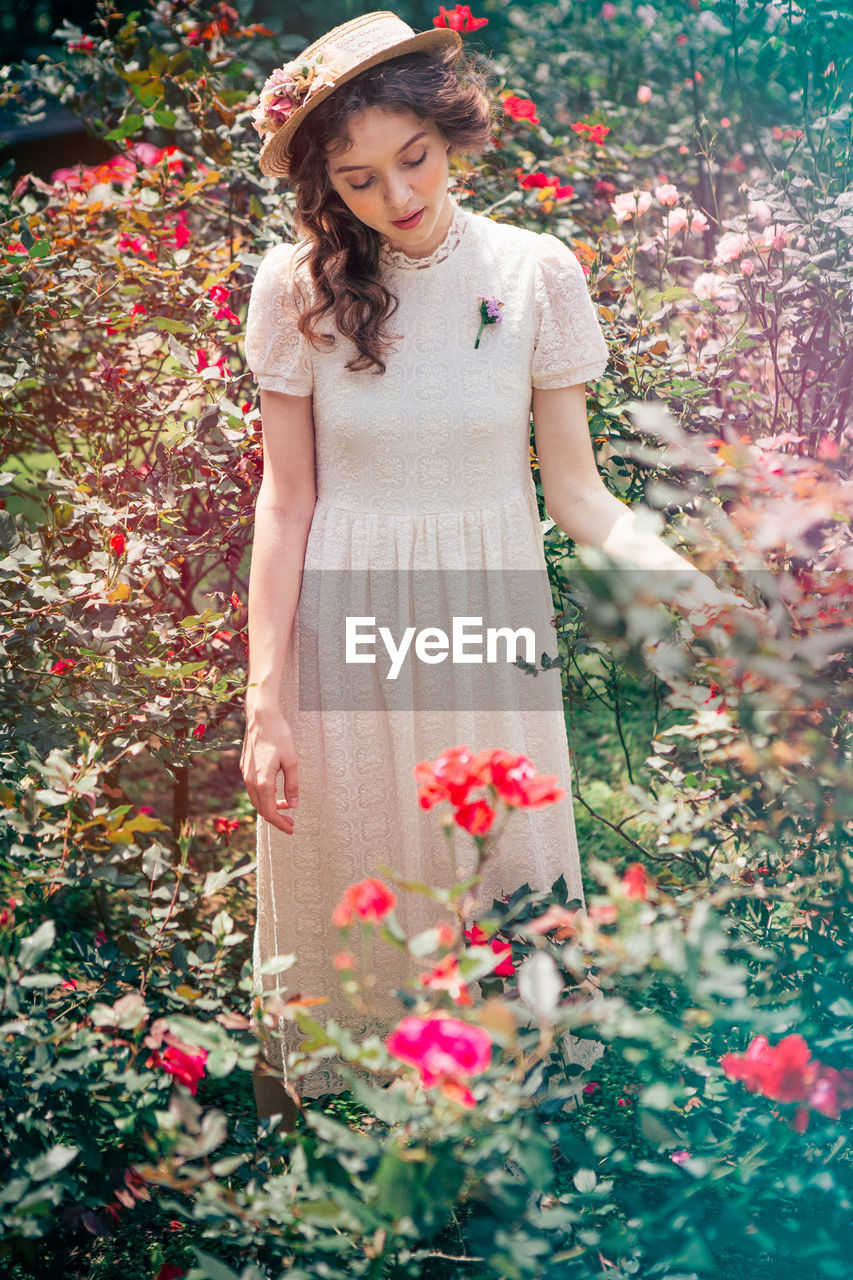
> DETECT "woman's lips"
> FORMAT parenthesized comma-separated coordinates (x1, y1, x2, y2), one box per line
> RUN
(391, 207, 425, 230)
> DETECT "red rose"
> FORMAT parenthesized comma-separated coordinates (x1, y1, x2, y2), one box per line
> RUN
(191, 723, 206, 739)
(621, 862, 652, 900)
(520, 171, 550, 189)
(386, 1014, 492, 1097)
(720, 1035, 818, 1104)
(332, 877, 397, 928)
(212, 816, 240, 837)
(413, 744, 480, 808)
(479, 750, 565, 808)
(156, 1264, 185, 1280)
(110, 532, 126, 556)
(50, 658, 77, 675)
(148, 1045, 207, 1095)
(502, 94, 540, 125)
(463, 925, 514, 975)
(454, 798, 496, 835)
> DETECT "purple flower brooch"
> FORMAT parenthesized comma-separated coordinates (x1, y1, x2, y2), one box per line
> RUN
(475, 296, 504, 349)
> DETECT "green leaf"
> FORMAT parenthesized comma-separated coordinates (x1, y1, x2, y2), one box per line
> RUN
(188, 1252, 242, 1280)
(202, 861, 255, 897)
(259, 953, 296, 975)
(168, 332, 196, 370)
(104, 112, 145, 141)
(18, 919, 56, 970)
(518, 950, 562, 1016)
(166, 1014, 229, 1051)
(573, 1167, 597, 1193)
(26, 1144, 80, 1181)
(151, 316, 193, 335)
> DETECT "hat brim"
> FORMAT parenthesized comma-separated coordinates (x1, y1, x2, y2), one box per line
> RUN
(258, 28, 463, 180)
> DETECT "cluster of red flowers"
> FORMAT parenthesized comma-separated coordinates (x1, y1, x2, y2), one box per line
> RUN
(463, 923, 515, 975)
(720, 1034, 853, 1131)
(518, 172, 574, 201)
(212, 815, 241, 838)
(386, 1013, 492, 1107)
(208, 283, 239, 325)
(185, 1, 238, 45)
(332, 876, 397, 928)
(433, 4, 488, 31)
(115, 212, 189, 265)
(195, 348, 230, 379)
(413, 745, 566, 836)
(51, 145, 188, 196)
(571, 121, 610, 145)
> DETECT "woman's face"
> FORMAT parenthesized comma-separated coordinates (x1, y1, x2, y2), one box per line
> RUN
(326, 106, 453, 258)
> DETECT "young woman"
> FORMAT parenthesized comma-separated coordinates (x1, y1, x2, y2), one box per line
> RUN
(243, 11, 735, 1123)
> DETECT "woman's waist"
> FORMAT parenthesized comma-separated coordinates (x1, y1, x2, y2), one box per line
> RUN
(312, 486, 536, 520)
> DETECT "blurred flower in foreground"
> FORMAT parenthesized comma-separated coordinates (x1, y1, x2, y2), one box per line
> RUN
(386, 1013, 492, 1106)
(720, 1034, 853, 1131)
(333, 877, 397, 928)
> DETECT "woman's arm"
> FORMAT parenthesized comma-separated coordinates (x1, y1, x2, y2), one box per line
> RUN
(531, 384, 739, 615)
(241, 388, 317, 834)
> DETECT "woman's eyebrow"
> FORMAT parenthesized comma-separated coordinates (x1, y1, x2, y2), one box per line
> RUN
(333, 131, 428, 173)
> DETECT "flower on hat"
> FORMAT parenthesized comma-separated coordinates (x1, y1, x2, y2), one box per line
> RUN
(252, 46, 354, 140)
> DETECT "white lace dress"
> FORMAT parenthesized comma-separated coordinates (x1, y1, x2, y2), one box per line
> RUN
(244, 197, 610, 1098)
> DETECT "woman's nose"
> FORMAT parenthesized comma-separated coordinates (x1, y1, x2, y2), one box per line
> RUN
(385, 173, 412, 211)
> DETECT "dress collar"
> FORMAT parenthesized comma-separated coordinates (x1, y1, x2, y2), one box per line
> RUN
(379, 198, 469, 271)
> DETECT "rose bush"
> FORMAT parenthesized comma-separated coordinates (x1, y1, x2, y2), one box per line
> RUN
(0, 0, 851, 1276)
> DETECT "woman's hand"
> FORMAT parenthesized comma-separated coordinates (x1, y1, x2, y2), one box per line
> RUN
(680, 582, 775, 638)
(241, 706, 299, 835)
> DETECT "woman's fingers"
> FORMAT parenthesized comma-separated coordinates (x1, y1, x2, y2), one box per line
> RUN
(251, 769, 295, 834)
(241, 719, 298, 834)
(281, 755, 299, 812)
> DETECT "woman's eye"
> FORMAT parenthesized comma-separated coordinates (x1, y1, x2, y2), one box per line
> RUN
(349, 153, 427, 192)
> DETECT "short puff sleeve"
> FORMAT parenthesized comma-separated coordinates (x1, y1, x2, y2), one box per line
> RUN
(531, 233, 609, 389)
(244, 242, 313, 396)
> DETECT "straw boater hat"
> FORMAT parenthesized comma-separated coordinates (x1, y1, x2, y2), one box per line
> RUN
(252, 11, 463, 180)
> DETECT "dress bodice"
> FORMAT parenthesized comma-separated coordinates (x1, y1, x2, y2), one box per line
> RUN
(244, 198, 609, 517)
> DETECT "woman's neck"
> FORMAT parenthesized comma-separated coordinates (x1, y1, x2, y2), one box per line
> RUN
(382, 193, 456, 261)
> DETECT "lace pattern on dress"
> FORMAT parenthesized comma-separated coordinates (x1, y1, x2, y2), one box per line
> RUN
(531, 233, 609, 388)
(244, 242, 314, 395)
(379, 198, 469, 271)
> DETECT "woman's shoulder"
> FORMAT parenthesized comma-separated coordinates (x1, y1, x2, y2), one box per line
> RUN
(251, 238, 313, 307)
(255, 237, 311, 278)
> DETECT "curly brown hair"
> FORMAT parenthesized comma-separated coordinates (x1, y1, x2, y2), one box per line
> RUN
(286, 46, 494, 375)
